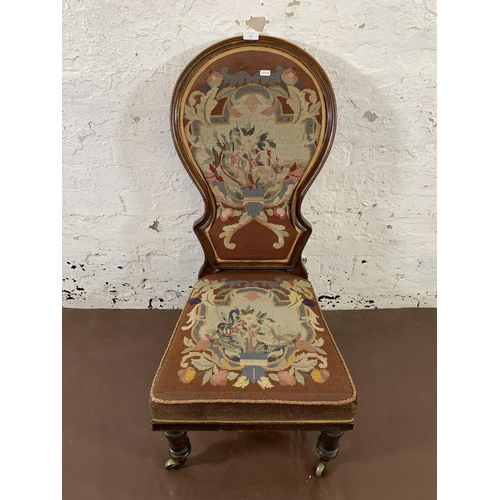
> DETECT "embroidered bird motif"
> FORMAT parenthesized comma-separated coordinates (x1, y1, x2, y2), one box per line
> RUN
(217, 309, 239, 334)
(216, 309, 242, 351)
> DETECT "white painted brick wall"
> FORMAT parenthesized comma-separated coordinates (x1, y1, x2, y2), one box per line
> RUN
(62, 0, 436, 310)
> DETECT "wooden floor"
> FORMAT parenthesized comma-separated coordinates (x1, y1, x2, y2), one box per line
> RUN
(62, 308, 436, 500)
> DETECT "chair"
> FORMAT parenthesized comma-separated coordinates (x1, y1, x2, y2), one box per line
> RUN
(149, 35, 357, 478)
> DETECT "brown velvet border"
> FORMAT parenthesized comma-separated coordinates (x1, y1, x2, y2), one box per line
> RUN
(150, 399, 357, 425)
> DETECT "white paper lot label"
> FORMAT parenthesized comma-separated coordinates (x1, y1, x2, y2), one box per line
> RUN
(243, 32, 259, 40)
(260, 70, 271, 76)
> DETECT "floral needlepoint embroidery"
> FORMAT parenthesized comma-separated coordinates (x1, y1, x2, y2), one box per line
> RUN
(278, 370, 296, 386)
(178, 278, 329, 390)
(281, 67, 299, 86)
(210, 369, 228, 386)
(311, 369, 330, 383)
(207, 70, 223, 88)
(178, 367, 196, 383)
(183, 65, 322, 250)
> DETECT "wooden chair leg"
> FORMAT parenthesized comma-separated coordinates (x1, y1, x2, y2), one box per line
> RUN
(314, 430, 344, 477)
(163, 430, 191, 470)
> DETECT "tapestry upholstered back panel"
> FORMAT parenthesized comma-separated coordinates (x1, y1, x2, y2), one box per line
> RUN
(171, 36, 336, 276)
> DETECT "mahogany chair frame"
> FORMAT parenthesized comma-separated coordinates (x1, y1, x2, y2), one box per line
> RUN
(151, 35, 354, 478)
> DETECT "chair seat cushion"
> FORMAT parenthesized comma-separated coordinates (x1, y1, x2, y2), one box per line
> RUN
(150, 271, 357, 425)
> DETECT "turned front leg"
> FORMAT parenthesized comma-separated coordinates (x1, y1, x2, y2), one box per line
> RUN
(314, 430, 344, 477)
(163, 430, 191, 470)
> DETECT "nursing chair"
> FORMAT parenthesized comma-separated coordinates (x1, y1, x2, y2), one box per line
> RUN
(149, 35, 357, 478)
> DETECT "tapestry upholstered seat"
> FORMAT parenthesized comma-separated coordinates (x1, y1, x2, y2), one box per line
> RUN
(150, 35, 357, 478)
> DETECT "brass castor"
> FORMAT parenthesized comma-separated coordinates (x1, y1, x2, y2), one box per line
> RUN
(165, 458, 185, 470)
(315, 459, 328, 477)
(163, 431, 191, 470)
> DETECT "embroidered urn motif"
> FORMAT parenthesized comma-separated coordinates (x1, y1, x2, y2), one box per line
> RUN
(178, 278, 329, 389)
(203, 126, 303, 249)
(183, 66, 322, 250)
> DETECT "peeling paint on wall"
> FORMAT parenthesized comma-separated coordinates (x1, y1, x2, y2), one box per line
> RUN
(245, 16, 270, 32)
(62, 0, 437, 310)
(148, 220, 160, 232)
(363, 111, 379, 122)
